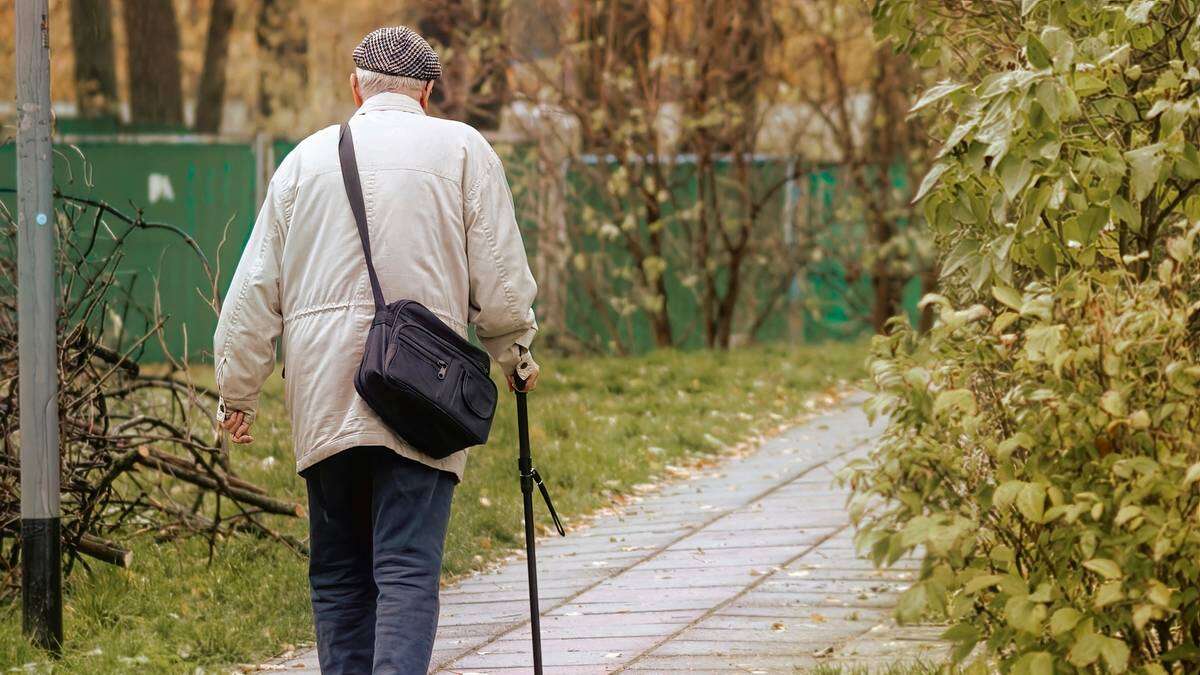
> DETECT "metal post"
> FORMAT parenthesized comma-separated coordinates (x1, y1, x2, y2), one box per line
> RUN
(16, 0, 63, 653)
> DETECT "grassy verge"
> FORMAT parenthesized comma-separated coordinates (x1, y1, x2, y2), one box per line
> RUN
(0, 341, 866, 672)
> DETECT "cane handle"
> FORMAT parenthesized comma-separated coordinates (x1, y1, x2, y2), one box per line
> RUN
(515, 358, 536, 391)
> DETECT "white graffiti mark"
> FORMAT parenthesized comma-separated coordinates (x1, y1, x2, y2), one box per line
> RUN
(148, 173, 175, 203)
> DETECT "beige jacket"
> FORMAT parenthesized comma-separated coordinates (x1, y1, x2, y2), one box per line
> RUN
(213, 92, 538, 480)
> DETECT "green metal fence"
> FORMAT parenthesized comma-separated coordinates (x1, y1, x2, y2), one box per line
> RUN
(0, 136, 257, 361)
(2, 134, 917, 361)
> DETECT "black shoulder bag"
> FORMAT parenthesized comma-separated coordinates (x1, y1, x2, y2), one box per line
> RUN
(338, 122, 498, 458)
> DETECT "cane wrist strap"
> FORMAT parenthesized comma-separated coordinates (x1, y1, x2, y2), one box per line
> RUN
(529, 468, 565, 536)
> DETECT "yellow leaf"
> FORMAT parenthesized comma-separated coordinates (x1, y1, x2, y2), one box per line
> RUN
(1083, 558, 1122, 579)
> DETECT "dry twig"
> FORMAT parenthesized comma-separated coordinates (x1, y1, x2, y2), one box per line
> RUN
(0, 186, 303, 597)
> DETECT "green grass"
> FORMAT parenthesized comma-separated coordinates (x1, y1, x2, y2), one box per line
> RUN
(0, 341, 867, 673)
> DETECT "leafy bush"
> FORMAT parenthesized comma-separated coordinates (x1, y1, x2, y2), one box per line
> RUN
(849, 0, 1200, 672)
(884, 0, 1200, 282)
(851, 228, 1200, 672)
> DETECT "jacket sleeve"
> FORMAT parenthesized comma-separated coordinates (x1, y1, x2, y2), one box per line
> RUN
(212, 173, 289, 424)
(464, 149, 538, 375)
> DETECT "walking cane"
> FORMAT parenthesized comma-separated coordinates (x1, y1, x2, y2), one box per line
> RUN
(514, 362, 565, 675)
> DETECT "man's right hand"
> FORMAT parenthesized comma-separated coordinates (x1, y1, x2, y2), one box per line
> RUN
(220, 410, 255, 444)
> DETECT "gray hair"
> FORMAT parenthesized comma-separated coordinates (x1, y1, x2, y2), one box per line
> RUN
(355, 67, 429, 99)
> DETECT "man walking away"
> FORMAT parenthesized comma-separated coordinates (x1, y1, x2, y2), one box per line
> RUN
(212, 26, 540, 674)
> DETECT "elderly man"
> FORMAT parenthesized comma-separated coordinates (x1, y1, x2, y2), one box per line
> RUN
(213, 27, 539, 674)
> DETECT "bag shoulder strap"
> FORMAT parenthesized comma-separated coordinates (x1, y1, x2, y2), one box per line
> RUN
(338, 122, 386, 311)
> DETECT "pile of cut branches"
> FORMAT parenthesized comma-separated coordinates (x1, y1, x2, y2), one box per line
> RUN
(0, 187, 303, 598)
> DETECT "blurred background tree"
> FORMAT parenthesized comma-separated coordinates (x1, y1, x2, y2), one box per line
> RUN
(504, 0, 934, 349)
(67, 0, 119, 120)
(0, 0, 934, 354)
(123, 0, 185, 127)
(194, 0, 234, 133)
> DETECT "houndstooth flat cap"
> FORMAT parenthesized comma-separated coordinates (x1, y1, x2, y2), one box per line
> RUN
(352, 26, 442, 80)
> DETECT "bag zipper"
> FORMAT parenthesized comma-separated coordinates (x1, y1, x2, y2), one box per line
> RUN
(398, 322, 490, 377)
(394, 331, 449, 380)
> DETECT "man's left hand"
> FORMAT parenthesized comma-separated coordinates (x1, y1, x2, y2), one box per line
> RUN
(220, 410, 255, 444)
(506, 355, 540, 393)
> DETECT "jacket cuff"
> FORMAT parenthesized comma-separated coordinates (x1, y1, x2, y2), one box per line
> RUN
(481, 325, 537, 374)
(216, 397, 258, 424)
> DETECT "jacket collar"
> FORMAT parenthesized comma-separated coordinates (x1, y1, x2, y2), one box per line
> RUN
(355, 92, 427, 117)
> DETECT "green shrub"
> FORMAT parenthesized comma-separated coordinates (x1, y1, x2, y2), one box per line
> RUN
(850, 225, 1200, 673)
(852, 0, 1200, 672)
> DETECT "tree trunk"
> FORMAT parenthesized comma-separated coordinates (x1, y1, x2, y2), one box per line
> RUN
(256, 0, 309, 124)
(722, 0, 768, 151)
(644, 199, 674, 348)
(467, 0, 508, 130)
(69, 0, 119, 118)
(417, 0, 468, 121)
(864, 49, 915, 334)
(693, 0, 771, 345)
(869, 213, 899, 333)
(195, 0, 236, 133)
(713, 160, 753, 349)
(122, 0, 184, 126)
(698, 163, 718, 348)
(531, 118, 573, 347)
(715, 253, 745, 349)
(417, 0, 509, 130)
(649, 303, 673, 348)
(574, 0, 650, 138)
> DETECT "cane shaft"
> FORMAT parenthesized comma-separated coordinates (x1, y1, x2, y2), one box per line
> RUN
(517, 391, 544, 674)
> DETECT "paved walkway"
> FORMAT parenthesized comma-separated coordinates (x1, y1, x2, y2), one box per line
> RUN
(269, 394, 947, 673)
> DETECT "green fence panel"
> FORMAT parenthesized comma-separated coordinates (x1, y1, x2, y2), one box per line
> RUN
(2, 135, 920, 361)
(551, 157, 921, 351)
(0, 139, 258, 361)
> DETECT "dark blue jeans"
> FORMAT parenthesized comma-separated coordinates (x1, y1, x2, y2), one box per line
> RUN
(303, 446, 456, 674)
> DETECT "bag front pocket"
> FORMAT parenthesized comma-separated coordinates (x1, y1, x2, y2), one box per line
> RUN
(459, 365, 498, 419)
